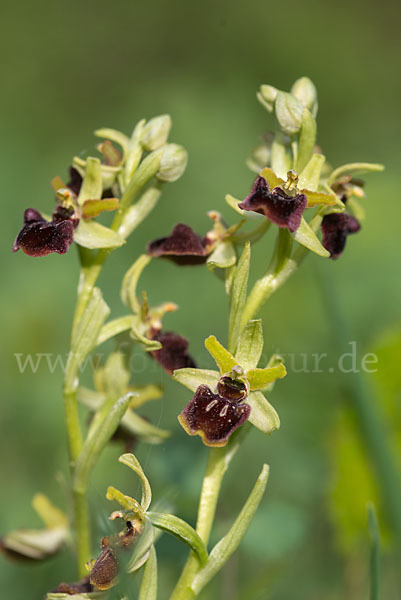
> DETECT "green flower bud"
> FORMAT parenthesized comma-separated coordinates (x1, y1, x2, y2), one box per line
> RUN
(257, 84, 278, 112)
(156, 144, 188, 182)
(275, 91, 304, 136)
(140, 115, 172, 151)
(291, 77, 318, 117)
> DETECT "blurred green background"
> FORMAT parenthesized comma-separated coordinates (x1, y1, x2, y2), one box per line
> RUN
(1, 0, 401, 597)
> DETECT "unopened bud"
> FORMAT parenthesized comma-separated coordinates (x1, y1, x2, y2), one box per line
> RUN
(156, 144, 188, 182)
(275, 91, 304, 136)
(291, 77, 318, 117)
(140, 115, 172, 151)
(257, 84, 278, 112)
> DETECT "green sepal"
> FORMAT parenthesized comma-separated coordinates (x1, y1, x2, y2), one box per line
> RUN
(70, 288, 110, 372)
(121, 255, 152, 313)
(81, 197, 119, 220)
(247, 364, 286, 391)
(74, 220, 125, 249)
(77, 157, 103, 206)
(206, 240, 236, 271)
(119, 453, 152, 511)
(204, 336, 237, 374)
(138, 544, 158, 600)
(118, 186, 162, 240)
(173, 368, 220, 392)
(247, 391, 280, 434)
(225, 194, 246, 215)
(295, 108, 316, 173)
(271, 133, 292, 179)
(146, 512, 208, 566)
(122, 411, 171, 444)
(275, 92, 304, 136)
(228, 241, 250, 354)
(130, 316, 162, 352)
(106, 485, 143, 516)
(73, 393, 133, 493)
(328, 162, 385, 185)
(191, 464, 269, 595)
(291, 218, 330, 257)
(95, 127, 130, 160)
(97, 315, 133, 346)
(73, 156, 120, 190)
(235, 319, 264, 372)
(298, 153, 325, 191)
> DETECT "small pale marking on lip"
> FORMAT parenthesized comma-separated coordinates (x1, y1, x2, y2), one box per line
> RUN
(206, 400, 218, 412)
(219, 404, 228, 417)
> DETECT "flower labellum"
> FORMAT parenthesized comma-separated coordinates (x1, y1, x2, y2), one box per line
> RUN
(321, 213, 361, 259)
(150, 330, 196, 374)
(147, 223, 212, 265)
(13, 206, 78, 257)
(178, 379, 250, 447)
(238, 176, 307, 233)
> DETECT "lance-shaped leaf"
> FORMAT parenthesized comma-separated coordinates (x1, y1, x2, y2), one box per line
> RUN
(106, 486, 143, 516)
(74, 393, 133, 494)
(205, 336, 238, 375)
(121, 255, 151, 313)
(119, 453, 152, 511)
(247, 364, 286, 391)
(228, 242, 250, 354)
(296, 108, 316, 173)
(235, 320, 264, 372)
(173, 368, 220, 392)
(206, 240, 236, 271)
(191, 464, 269, 595)
(81, 197, 119, 220)
(291, 217, 330, 257)
(70, 288, 110, 372)
(97, 315, 133, 346)
(328, 162, 384, 185)
(118, 186, 162, 240)
(147, 512, 208, 565)
(74, 219, 125, 249)
(247, 392, 280, 434)
(77, 157, 103, 206)
(127, 517, 155, 573)
(138, 544, 157, 600)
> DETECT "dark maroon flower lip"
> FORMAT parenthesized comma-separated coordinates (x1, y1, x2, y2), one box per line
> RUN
(321, 212, 361, 259)
(178, 382, 250, 447)
(150, 330, 196, 374)
(13, 206, 78, 257)
(238, 176, 307, 233)
(147, 223, 211, 265)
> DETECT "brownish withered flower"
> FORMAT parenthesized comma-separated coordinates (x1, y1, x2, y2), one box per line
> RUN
(12, 206, 78, 257)
(321, 212, 361, 259)
(150, 330, 196, 374)
(178, 378, 250, 447)
(147, 223, 214, 265)
(47, 577, 93, 596)
(238, 176, 307, 233)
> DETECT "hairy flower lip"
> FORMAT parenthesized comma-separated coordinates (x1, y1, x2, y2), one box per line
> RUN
(150, 330, 196, 374)
(147, 223, 212, 265)
(178, 383, 250, 447)
(321, 212, 361, 259)
(238, 176, 307, 233)
(12, 206, 79, 257)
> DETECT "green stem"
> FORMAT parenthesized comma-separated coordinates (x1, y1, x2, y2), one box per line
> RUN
(72, 489, 91, 579)
(170, 441, 240, 600)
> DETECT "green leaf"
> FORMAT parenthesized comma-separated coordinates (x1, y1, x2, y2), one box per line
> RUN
(147, 512, 208, 565)
(138, 545, 158, 600)
(81, 197, 119, 220)
(173, 368, 220, 392)
(206, 240, 236, 271)
(368, 503, 380, 600)
(97, 315, 133, 346)
(74, 220, 125, 249)
(328, 162, 385, 185)
(118, 186, 162, 240)
(77, 157, 103, 206)
(295, 108, 317, 173)
(205, 336, 237, 374)
(228, 241, 250, 354)
(70, 288, 110, 370)
(271, 133, 292, 179)
(121, 255, 152, 313)
(247, 364, 287, 391)
(247, 391, 280, 434)
(298, 153, 325, 191)
(291, 217, 330, 258)
(275, 92, 304, 136)
(192, 464, 269, 595)
(73, 393, 133, 493)
(235, 320, 264, 371)
(119, 453, 152, 511)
